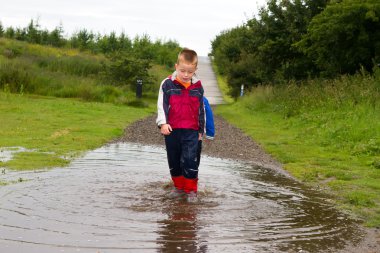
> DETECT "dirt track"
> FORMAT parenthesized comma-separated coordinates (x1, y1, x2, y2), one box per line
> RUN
(117, 114, 283, 171)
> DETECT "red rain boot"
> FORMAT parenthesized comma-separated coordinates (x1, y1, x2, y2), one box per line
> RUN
(184, 178, 198, 203)
(172, 175, 185, 190)
(167, 176, 185, 199)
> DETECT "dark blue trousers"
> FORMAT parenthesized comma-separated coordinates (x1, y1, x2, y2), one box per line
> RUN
(164, 129, 199, 179)
(197, 140, 202, 168)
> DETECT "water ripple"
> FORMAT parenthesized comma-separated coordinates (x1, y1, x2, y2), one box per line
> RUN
(0, 143, 361, 253)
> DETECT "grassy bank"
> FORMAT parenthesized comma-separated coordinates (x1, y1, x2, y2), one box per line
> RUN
(0, 38, 171, 104)
(215, 72, 380, 227)
(0, 92, 154, 170)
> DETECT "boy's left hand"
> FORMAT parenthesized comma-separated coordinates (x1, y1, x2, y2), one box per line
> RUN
(198, 133, 203, 140)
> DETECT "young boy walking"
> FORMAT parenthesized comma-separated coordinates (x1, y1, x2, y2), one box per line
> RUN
(156, 48, 205, 202)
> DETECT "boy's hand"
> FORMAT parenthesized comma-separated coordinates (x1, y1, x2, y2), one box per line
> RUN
(160, 124, 172, 135)
(198, 133, 203, 140)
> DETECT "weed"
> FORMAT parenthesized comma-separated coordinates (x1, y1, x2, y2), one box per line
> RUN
(373, 159, 380, 169)
(345, 191, 376, 207)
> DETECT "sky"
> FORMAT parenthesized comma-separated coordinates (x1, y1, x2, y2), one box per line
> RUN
(0, 0, 267, 56)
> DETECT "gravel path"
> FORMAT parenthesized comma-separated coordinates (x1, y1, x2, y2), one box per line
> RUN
(116, 113, 285, 175)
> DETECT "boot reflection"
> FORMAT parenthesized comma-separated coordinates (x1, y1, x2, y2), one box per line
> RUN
(157, 201, 207, 253)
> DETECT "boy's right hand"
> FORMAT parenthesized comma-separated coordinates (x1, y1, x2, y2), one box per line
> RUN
(160, 124, 172, 135)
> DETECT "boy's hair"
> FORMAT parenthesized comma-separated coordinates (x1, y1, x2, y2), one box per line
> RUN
(177, 48, 198, 66)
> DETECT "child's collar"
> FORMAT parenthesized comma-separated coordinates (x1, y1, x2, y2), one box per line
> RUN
(170, 71, 200, 84)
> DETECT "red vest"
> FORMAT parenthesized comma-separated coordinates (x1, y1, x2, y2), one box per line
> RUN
(162, 77, 204, 131)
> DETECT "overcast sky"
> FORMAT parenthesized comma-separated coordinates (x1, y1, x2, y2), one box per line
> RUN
(0, 0, 267, 55)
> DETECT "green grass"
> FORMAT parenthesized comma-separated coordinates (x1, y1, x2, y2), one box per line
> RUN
(215, 72, 380, 227)
(0, 38, 170, 171)
(2, 152, 70, 170)
(0, 38, 166, 104)
(0, 92, 154, 170)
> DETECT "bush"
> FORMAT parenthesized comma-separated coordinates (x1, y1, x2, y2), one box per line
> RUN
(0, 60, 34, 93)
(37, 55, 103, 77)
(104, 52, 151, 86)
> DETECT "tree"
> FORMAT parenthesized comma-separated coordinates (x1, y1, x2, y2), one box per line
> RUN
(244, 0, 328, 82)
(211, 0, 329, 95)
(152, 39, 180, 67)
(26, 19, 41, 43)
(118, 32, 133, 52)
(47, 24, 65, 47)
(70, 29, 95, 51)
(105, 52, 152, 87)
(133, 34, 154, 60)
(0, 22, 4, 37)
(4, 27, 15, 38)
(211, 26, 248, 75)
(14, 27, 27, 41)
(297, 0, 380, 76)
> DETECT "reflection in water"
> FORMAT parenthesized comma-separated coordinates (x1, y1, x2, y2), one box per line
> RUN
(240, 165, 359, 252)
(158, 202, 207, 253)
(0, 143, 362, 253)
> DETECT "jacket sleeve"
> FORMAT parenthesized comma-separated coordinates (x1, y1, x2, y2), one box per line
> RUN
(156, 79, 168, 126)
(198, 87, 205, 134)
(204, 97, 215, 139)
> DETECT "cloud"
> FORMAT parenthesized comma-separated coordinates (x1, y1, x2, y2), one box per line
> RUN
(0, 0, 266, 55)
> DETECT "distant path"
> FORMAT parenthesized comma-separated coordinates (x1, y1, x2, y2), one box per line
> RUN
(197, 56, 224, 105)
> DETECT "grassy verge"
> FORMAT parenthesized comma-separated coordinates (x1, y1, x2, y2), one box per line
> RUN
(215, 73, 380, 227)
(0, 92, 154, 170)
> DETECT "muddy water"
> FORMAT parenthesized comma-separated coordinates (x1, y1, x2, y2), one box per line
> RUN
(0, 143, 361, 253)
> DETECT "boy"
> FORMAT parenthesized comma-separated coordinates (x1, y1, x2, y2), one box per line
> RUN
(156, 48, 204, 203)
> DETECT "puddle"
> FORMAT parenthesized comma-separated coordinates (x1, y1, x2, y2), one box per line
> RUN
(0, 147, 34, 163)
(0, 143, 361, 252)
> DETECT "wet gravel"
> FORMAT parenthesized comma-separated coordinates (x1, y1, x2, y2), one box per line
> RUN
(117, 114, 283, 173)
(115, 113, 380, 253)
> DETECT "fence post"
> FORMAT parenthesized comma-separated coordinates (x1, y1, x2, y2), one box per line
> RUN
(136, 79, 143, 98)
(240, 84, 244, 97)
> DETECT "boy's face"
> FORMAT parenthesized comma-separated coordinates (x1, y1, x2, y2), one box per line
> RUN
(175, 61, 197, 83)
